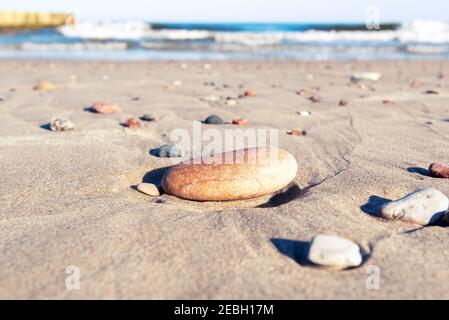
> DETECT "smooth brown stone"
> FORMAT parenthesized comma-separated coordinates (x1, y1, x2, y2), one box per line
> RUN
(232, 118, 248, 126)
(244, 90, 256, 97)
(125, 117, 141, 128)
(91, 101, 121, 114)
(429, 163, 449, 178)
(161, 148, 297, 201)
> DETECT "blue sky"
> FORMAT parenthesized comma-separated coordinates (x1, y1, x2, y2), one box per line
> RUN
(0, 0, 446, 22)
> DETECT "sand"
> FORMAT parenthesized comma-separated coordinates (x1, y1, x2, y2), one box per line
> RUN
(0, 60, 448, 299)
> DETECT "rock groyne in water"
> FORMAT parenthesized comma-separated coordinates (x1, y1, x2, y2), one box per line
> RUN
(0, 11, 69, 30)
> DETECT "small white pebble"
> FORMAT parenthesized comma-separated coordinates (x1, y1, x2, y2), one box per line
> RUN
(298, 111, 311, 116)
(137, 183, 160, 196)
(225, 99, 237, 106)
(173, 80, 182, 86)
(308, 235, 362, 269)
(351, 72, 382, 82)
(50, 117, 74, 131)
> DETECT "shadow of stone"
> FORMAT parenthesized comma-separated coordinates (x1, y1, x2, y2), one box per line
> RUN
(83, 107, 96, 113)
(434, 217, 449, 228)
(360, 195, 392, 216)
(257, 184, 306, 208)
(270, 238, 311, 266)
(149, 148, 160, 157)
(401, 226, 426, 234)
(407, 166, 430, 177)
(142, 166, 171, 186)
(401, 213, 449, 233)
(40, 123, 51, 131)
(272, 237, 373, 270)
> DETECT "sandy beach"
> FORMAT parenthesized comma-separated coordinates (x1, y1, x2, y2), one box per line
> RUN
(0, 59, 448, 299)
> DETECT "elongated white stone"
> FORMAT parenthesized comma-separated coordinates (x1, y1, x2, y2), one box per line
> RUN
(137, 183, 160, 196)
(308, 235, 362, 269)
(380, 188, 449, 225)
(351, 72, 382, 82)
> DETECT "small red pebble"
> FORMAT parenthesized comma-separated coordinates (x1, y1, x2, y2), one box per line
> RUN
(382, 99, 393, 104)
(232, 118, 248, 126)
(244, 90, 256, 97)
(429, 163, 449, 178)
(91, 101, 121, 114)
(125, 117, 141, 128)
(288, 129, 307, 136)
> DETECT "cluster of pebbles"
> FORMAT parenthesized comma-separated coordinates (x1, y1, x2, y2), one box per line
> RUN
(144, 142, 449, 271)
(308, 186, 449, 269)
(33, 75, 449, 270)
(47, 101, 159, 132)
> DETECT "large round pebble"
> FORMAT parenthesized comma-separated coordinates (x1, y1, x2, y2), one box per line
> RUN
(380, 188, 449, 225)
(161, 147, 297, 201)
(308, 235, 362, 269)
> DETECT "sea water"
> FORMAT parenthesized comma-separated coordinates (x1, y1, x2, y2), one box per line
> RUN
(0, 20, 448, 60)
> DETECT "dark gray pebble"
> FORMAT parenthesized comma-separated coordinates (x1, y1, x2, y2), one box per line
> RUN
(204, 115, 224, 124)
(158, 144, 183, 157)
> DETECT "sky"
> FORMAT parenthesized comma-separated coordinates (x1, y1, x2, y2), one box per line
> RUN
(0, 0, 447, 23)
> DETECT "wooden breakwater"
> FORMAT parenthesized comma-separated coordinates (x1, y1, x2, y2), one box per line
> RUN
(0, 11, 70, 30)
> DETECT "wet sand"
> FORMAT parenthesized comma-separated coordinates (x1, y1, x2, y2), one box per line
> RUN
(0, 60, 448, 299)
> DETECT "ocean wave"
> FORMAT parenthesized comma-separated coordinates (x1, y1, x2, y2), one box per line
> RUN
(57, 20, 449, 45)
(58, 21, 149, 40)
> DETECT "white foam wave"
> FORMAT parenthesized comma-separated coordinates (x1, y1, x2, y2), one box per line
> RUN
(57, 20, 449, 45)
(58, 21, 149, 40)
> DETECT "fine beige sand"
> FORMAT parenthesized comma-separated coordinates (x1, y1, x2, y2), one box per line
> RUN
(0, 60, 448, 299)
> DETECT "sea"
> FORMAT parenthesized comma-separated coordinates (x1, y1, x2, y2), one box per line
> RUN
(0, 20, 449, 60)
